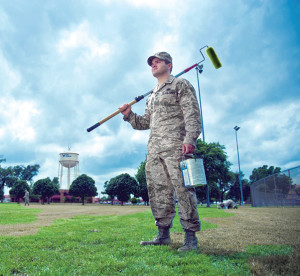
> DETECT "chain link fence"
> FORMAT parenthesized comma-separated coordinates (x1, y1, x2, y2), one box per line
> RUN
(251, 166, 300, 207)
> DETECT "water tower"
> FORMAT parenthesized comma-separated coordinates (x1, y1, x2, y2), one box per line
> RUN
(58, 150, 79, 189)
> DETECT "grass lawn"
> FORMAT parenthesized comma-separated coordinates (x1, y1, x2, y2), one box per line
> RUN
(0, 204, 297, 275)
(0, 203, 41, 224)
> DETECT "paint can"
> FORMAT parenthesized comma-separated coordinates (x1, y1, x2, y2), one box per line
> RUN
(180, 157, 207, 187)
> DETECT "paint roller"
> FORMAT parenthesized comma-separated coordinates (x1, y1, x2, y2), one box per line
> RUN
(87, 46, 222, 132)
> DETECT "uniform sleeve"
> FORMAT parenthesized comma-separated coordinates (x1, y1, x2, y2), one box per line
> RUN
(123, 100, 151, 130)
(178, 79, 202, 145)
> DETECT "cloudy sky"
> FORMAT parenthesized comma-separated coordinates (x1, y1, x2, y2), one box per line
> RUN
(1, 0, 299, 194)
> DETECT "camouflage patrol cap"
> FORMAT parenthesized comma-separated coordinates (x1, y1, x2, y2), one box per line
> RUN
(147, 52, 172, 66)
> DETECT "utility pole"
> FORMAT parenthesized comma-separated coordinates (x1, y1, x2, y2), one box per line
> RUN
(234, 126, 244, 205)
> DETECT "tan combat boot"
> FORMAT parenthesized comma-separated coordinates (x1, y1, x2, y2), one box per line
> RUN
(140, 227, 171, 246)
(178, 230, 198, 252)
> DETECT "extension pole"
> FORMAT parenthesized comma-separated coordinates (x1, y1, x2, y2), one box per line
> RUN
(87, 45, 221, 132)
(87, 61, 204, 132)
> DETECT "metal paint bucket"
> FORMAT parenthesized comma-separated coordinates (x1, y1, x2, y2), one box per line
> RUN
(180, 157, 207, 187)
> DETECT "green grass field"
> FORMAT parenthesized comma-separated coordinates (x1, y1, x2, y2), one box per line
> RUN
(0, 203, 41, 224)
(0, 204, 293, 275)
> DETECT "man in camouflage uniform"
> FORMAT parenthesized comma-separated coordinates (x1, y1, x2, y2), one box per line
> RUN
(120, 52, 201, 251)
(24, 190, 30, 206)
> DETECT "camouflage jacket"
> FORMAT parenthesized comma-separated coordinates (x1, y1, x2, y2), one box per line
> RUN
(124, 75, 201, 154)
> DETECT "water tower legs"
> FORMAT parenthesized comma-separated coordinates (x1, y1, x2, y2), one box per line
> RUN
(58, 162, 79, 190)
(59, 164, 63, 188)
(67, 167, 70, 189)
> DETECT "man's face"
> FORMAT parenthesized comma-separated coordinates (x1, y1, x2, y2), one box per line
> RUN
(151, 57, 171, 77)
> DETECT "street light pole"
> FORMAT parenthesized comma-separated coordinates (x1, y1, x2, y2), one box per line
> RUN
(196, 65, 210, 207)
(234, 126, 244, 205)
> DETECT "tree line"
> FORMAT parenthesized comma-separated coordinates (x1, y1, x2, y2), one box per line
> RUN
(0, 158, 97, 205)
(1, 138, 285, 205)
(102, 139, 283, 205)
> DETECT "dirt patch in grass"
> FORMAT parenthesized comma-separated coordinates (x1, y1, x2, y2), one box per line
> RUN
(0, 203, 149, 236)
(172, 206, 300, 275)
(197, 206, 300, 254)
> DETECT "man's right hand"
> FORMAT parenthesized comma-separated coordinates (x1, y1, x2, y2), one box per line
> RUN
(119, 103, 131, 116)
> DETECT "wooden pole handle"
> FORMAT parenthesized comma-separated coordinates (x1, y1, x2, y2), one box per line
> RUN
(87, 99, 137, 132)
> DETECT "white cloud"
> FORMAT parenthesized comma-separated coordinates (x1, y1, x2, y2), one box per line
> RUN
(126, 0, 187, 29)
(0, 97, 40, 142)
(126, 0, 181, 9)
(131, 131, 149, 144)
(150, 34, 179, 55)
(244, 100, 300, 143)
(76, 135, 108, 157)
(228, 100, 300, 176)
(56, 21, 111, 62)
(0, 52, 21, 95)
(37, 143, 66, 155)
(75, 123, 148, 161)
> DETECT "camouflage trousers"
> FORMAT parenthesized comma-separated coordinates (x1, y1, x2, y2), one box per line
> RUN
(145, 150, 201, 232)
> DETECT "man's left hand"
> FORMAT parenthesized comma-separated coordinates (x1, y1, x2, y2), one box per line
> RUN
(182, 144, 195, 155)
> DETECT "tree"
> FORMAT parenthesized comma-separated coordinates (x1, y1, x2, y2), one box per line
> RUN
(103, 180, 117, 205)
(195, 182, 219, 203)
(0, 187, 3, 202)
(13, 164, 40, 183)
(227, 172, 250, 203)
(130, 197, 138, 204)
(242, 179, 251, 203)
(262, 174, 292, 198)
(249, 165, 281, 184)
(293, 184, 300, 196)
(0, 167, 17, 203)
(0, 158, 4, 201)
(0, 167, 16, 189)
(0, 163, 40, 203)
(69, 174, 98, 205)
(135, 160, 149, 205)
(274, 174, 292, 199)
(52, 177, 60, 189)
(215, 163, 233, 202)
(107, 173, 138, 205)
(9, 180, 30, 203)
(50, 177, 60, 198)
(194, 140, 232, 203)
(33, 177, 59, 204)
